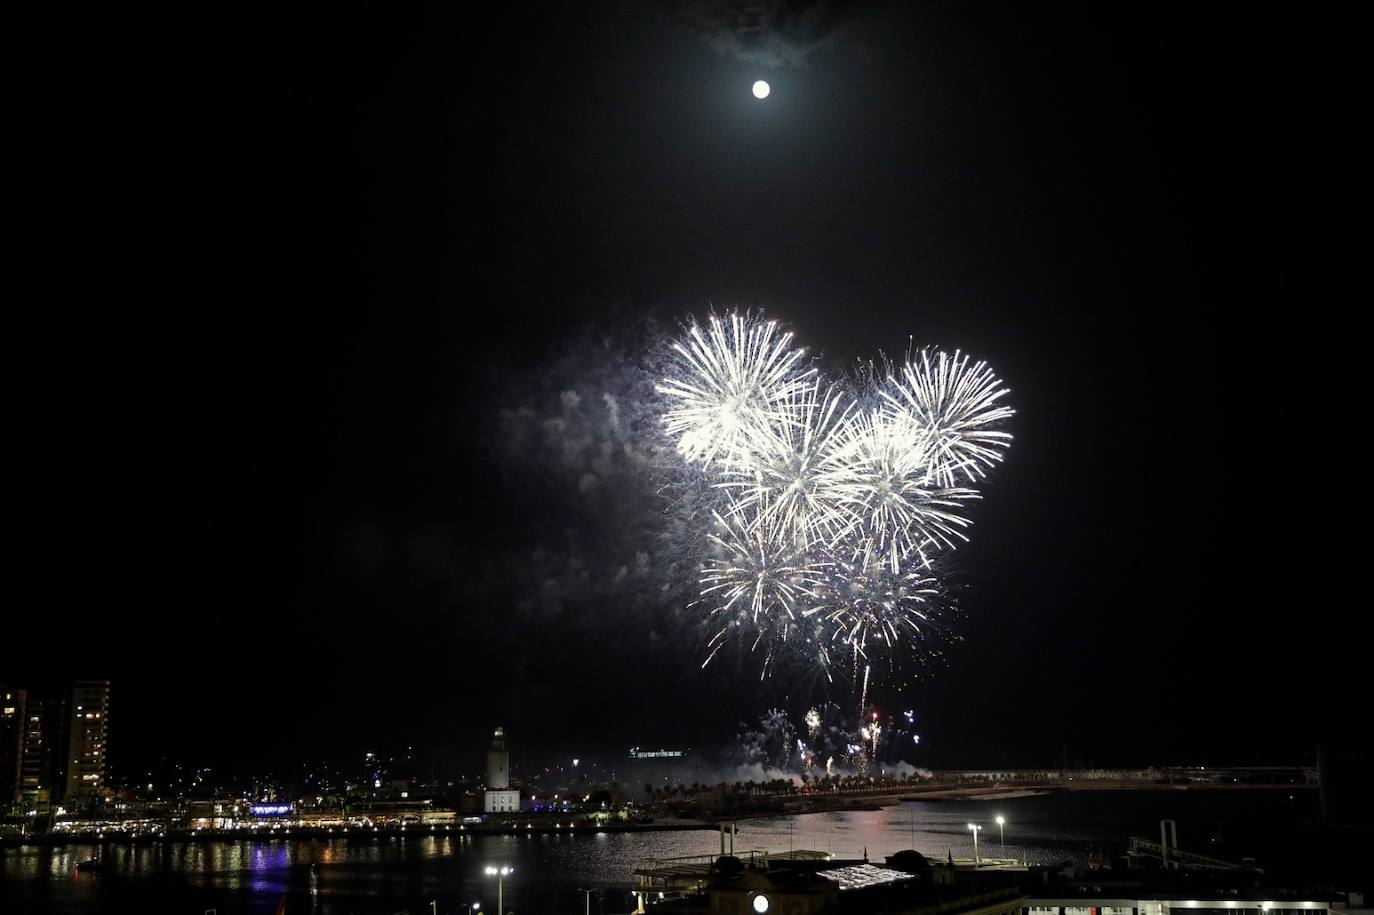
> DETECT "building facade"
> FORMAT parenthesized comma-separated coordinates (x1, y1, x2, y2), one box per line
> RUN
(19, 694, 68, 814)
(1, 686, 26, 808)
(1025, 890, 1334, 915)
(65, 680, 110, 800)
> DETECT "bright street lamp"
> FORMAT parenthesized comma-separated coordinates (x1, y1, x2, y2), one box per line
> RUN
(485, 866, 513, 914)
(464, 904, 481, 915)
(995, 815, 1006, 859)
(967, 823, 983, 864)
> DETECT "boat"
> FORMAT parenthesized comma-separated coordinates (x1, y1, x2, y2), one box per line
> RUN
(76, 857, 103, 873)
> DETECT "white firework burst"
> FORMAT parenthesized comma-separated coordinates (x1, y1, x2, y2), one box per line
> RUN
(699, 498, 831, 679)
(657, 312, 813, 468)
(882, 348, 1014, 486)
(657, 310, 1013, 688)
(826, 409, 978, 570)
(816, 535, 945, 673)
(719, 378, 854, 548)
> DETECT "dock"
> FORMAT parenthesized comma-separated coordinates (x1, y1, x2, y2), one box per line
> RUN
(635, 849, 838, 895)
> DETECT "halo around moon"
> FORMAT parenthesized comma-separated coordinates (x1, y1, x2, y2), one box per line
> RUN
(752, 80, 770, 99)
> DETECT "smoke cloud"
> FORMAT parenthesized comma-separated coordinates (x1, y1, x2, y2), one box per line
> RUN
(678, 0, 862, 68)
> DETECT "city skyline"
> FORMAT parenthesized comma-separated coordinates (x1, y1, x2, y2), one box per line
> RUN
(0, 677, 1346, 803)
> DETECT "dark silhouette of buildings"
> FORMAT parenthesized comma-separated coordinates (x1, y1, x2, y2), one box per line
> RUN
(0, 679, 108, 815)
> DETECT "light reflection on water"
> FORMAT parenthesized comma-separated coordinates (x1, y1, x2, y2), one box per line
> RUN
(0, 791, 1320, 915)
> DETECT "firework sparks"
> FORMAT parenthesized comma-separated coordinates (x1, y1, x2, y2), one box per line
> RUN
(658, 312, 813, 468)
(817, 535, 945, 676)
(825, 409, 979, 570)
(659, 310, 1013, 688)
(699, 498, 830, 678)
(883, 348, 1014, 487)
(720, 377, 854, 547)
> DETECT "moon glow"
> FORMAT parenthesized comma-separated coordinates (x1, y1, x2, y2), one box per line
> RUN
(752, 80, 770, 99)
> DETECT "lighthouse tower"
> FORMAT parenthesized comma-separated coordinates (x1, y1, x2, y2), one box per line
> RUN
(483, 726, 520, 813)
(487, 726, 510, 788)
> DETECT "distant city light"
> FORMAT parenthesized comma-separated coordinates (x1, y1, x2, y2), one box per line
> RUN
(250, 803, 292, 817)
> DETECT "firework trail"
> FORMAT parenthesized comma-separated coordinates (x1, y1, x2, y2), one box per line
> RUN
(658, 310, 1012, 691)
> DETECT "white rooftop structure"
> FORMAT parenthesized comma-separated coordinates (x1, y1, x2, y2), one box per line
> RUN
(818, 864, 916, 891)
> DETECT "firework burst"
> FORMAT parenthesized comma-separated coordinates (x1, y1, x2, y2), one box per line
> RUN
(813, 535, 945, 656)
(699, 498, 831, 679)
(659, 310, 1013, 690)
(719, 377, 854, 548)
(825, 409, 979, 570)
(883, 348, 1014, 486)
(657, 312, 813, 468)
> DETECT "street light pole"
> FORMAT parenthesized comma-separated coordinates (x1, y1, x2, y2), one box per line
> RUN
(485, 866, 513, 914)
(996, 815, 1005, 860)
(966, 824, 982, 865)
(577, 888, 594, 915)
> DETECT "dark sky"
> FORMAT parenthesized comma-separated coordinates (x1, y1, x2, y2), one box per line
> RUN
(14, 2, 1359, 778)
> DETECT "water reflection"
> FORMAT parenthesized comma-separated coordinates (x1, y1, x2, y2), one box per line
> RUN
(0, 791, 1321, 915)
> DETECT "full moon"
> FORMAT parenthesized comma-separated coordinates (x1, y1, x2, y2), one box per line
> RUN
(752, 80, 770, 99)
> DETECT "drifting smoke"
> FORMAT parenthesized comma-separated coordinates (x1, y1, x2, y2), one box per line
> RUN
(487, 320, 697, 625)
(678, 0, 861, 69)
(727, 705, 929, 779)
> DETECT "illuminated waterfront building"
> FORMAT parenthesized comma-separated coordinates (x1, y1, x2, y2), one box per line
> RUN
(19, 693, 68, 814)
(1, 685, 26, 806)
(65, 680, 110, 798)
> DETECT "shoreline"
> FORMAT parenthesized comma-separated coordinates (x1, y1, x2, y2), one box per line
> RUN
(0, 785, 1316, 848)
(0, 820, 718, 849)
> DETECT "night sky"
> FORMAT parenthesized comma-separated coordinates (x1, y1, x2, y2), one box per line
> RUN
(15, 2, 1359, 779)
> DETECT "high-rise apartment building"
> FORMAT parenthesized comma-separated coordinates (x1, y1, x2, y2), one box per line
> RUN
(1, 685, 26, 807)
(65, 680, 110, 798)
(19, 693, 67, 814)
